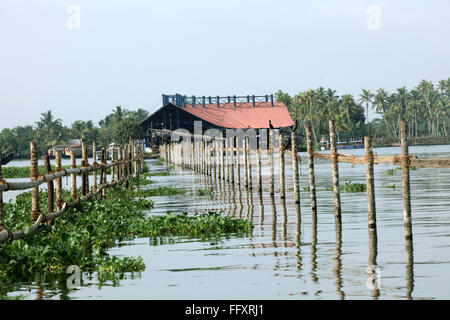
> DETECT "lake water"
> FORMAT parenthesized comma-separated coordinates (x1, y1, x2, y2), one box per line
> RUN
(2, 145, 450, 300)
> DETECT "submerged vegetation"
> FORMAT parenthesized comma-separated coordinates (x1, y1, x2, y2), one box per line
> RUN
(0, 177, 253, 289)
(326, 181, 367, 193)
(196, 188, 214, 197)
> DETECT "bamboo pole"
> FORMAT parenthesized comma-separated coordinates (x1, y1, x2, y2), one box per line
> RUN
(279, 134, 285, 199)
(100, 148, 106, 196)
(306, 125, 317, 215)
(230, 137, 235, 188)
(30, 141, 41, 221)
(55, 151, 63, 210)
(291, 131, 300, 204)
(81, 142, 87, 196)
(244, 137, 250, 189)
(43, 156, 54, 224)
(235, 137, 241, 188)
(216, 140, 221, 179)
(401, 120, 413, 241)
(225, 138, 230, 181)
(256, 144, 262, 193)
(365, 136, 377, 231)
(329, 120, 341, 220)
(128, 145, 132, 179)
(92, 142, 97, 191)
(221, 140, 226, 180)
(269, 130, 275, 196)
(70, 149, 77, 201)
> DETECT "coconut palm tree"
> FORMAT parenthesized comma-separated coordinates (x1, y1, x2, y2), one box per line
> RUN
(358, 89, 374, 135)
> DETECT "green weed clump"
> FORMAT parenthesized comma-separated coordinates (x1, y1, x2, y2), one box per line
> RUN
(134, 186, 186, 197)
(196, 188, 213, 197)
(326, 181, 366, 193)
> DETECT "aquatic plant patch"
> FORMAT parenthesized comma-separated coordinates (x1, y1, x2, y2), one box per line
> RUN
(0, 182, 252, 287)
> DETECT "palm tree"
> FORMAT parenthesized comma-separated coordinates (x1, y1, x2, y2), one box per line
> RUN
(358, 89, 374, 134)
(35, 110, 64, 149)
(304, 89, 319, 144)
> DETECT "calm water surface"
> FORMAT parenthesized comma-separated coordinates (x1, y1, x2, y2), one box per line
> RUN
(3, 145, 450, 299)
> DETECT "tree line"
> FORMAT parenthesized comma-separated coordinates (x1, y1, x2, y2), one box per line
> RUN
(0, 106, 148, 159)
(276, 77, 450, 145)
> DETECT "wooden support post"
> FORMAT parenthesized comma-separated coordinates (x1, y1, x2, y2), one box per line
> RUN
(221, 140, 226, 180)
(225, 138, 230, 181)
(30, 141, 41, 221)
(111, 148, 115, 182)
(329, 120, 341, 220)
(279, 134, 285, 199)
(216, 140, 221, 179)
(256, 147, 262, 193)
(230, 137, 235, 189)
(306, 125, 317, 215)
(43, 156, 54, 223)
(128, 145, 132, 179)
(400, 120, 413, 241)
(100, 147, 105, 189)
(190, 142, 194, 171)
(92, 142, 97, 191)
(70, 149, 77, 201)
(291, 131, 300, 204)
(117, 146, 122, 182)
(235, 137, 241, 188)
(81, 142, 87, 196)
(245, 137, 252, 189)
(365, 136, 377, 231)
(55, 151, 63, 210)
(244, 137, 248, 188)
(133, 143, 138, 178)
(269, 130, 275, 196)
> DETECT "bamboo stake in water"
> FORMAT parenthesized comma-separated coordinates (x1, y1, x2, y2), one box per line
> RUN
(400, 120, 413, 241)
(279, 134, 285, 199)
(256, 147, 262, 193)
(329, 120, 341, 221)
(30, 141, 41, 221)
(306, 125, 317, 215)
(70, 149, 77, 201)
(55, 151, 63, 210)
(92, 142, 97, 191)
(43, 155, 54, 224)
(365, 136, 377, 231)
(269, 130, 275, 196)
(235, 136, 241, 188)
(291, 131, 300, 204)
(81, 142, 87, 196)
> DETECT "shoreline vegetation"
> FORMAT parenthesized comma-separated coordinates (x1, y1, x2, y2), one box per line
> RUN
(0, 175, 253, 293)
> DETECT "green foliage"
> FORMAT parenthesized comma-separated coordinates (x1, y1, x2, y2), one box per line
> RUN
(134, 186, 186, 197)
(326, 181, 366, 193)
(0, 106, 148, 159)
(196, 188, 213, 197)
(0, 180, 252, 288)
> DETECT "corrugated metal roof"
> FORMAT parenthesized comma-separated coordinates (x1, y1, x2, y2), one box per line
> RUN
(178, 101, 294, 129)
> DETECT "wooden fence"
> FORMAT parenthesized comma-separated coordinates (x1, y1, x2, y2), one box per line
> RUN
(0, 140, 145, 243)
(160, 119, 450, 243)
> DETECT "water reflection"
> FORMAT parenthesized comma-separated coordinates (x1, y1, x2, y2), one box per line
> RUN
(368, 228, 380, 299)
(334, 219, 345, 299)
(310, 207, 318, 284)
(405, 236, 414, 300)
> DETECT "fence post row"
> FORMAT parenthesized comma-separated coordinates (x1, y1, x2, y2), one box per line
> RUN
(0, 139, 144, 243)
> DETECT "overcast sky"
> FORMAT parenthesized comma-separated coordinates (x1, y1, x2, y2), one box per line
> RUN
(0, 0, 449, 130)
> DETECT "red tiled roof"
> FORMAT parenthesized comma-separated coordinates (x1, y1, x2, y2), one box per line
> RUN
(178, 101, 294, 129)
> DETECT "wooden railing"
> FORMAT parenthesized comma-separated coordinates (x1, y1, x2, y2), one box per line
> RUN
(0, 140, 145, 243)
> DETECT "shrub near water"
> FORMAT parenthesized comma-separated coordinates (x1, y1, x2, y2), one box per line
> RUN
(0, 178, 253, 288)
